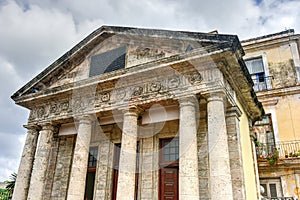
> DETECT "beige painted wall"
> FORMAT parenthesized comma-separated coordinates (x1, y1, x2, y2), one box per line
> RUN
(275, 94, 300, 141)
(237, 100, 259, 200)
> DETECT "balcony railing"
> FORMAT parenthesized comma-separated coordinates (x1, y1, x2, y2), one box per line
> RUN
(263, 197, 295, 200)
(252, 76, 273, 92)
(264, 198, 295, 200)
(256, 140, 300, 159)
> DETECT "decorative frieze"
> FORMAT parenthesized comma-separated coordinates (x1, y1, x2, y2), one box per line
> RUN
(28, 71, 203, 122)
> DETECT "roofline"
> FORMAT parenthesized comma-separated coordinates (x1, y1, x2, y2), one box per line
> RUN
(11, 25, 243, 100)
(241, 29, 295, 43)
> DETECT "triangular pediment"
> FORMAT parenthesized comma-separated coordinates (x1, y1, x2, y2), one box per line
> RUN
(12, 26, 242, 102)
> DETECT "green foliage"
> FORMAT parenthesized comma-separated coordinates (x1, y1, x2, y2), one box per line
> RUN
(0, 172, 17, 200)
(4, 173, 16, 197)
(267, 151, 279, 165)
(0, 188, 10, 200)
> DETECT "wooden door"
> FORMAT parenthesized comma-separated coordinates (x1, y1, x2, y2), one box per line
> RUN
(160, 167, 178, 200)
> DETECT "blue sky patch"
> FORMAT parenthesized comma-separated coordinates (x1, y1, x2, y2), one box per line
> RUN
(255, 0, 263, 5)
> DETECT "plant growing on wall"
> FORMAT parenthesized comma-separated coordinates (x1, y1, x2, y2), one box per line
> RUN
(267, 150, 279, 165)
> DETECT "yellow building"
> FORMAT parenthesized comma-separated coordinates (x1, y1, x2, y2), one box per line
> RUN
(242, 29, 300, 199)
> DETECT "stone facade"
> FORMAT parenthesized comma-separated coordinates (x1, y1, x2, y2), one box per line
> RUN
(12, 26, 263, 200)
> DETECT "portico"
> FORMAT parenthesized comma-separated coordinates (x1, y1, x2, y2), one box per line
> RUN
(12, 26, 263, 200)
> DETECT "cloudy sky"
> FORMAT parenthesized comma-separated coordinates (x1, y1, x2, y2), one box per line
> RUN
(0, 0, 300, 181)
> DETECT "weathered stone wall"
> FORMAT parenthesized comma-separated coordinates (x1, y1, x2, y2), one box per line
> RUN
(140, 134, 156, 200)
(50, 34, 208, 89)
(269, 59, 297, 88)
(51, 136, 75, 200)
(258, 166, 300, 199)
(93, 130, 115, 200)
(226, 107, 246, 200)
(197, 105, 210, 200)
(42, 101, 248, 200)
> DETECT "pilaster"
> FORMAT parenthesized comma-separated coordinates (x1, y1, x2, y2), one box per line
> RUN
(51, 136, 76, 200)
(94, 132, 114, 199)
(226, 106, 246, 200)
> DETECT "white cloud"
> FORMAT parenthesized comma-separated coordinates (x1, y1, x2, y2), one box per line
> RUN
(0, 0, 299, 181)
(0, 132, 25, 181)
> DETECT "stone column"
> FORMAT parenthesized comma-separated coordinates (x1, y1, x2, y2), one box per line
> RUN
(178, 95, 200, 200)
(12, 124, 40, 200)
(226, 107, 246, 200)
(116, 106, 140, 200)
(67, 116, 93, 200)
(27, 123, 55, 200)
(207, 92, 233, 200)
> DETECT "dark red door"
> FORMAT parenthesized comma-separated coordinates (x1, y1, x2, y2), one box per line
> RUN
(160, 167, 178, 200)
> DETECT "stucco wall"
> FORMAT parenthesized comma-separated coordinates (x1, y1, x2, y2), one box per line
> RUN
(237, 100, 259, 200)
(275, 94, 300, 141)
(245, 42, 297, 88)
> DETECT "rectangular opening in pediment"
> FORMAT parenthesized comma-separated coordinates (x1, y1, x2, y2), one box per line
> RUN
(89, 46, 126, 77)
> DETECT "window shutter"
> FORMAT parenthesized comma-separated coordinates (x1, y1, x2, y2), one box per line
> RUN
(245, 57, 264, 74)
(261, 184, 268, 197)
(269, 183, 277, 197)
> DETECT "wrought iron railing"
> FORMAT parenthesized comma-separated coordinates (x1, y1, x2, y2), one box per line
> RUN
(264, 197, 295, 200)
(256, 140, 300, 159)
(252, 76, 273, 92)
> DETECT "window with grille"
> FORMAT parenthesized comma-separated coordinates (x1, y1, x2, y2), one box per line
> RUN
(84, 146, 98, 200)
(160, 138, 179, 166)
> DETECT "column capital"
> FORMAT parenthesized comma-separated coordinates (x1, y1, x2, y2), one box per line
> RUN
(23, 124, 41, 131)
(226, 106, 242, 119)
(76, 114, 95, 125)
(178, 95, 198, 107)
(121, 105, 143, 117)
(205, 91, 226, 103)
(38, 122, 57, 132)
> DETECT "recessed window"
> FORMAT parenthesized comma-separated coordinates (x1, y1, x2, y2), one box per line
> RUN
(88, 146, 98, 168)
(89, 46, 126, 77)
(84, 147, 98, 200)
(160, 138, 179, 163)
(245, 57, 272, 91)
(260, 179, 283, 198)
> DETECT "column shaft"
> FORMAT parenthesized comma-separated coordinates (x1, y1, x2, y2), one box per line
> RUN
(27, 124, 55, 200)
(179, 96, 200, 200)
(12, 125, 40, 200)
(116, 107, 139, 200)
(67, 116, 93, 200)
(207, 93, 233, 200)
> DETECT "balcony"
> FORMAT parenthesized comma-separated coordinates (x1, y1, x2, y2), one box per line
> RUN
(256, 140, 300, 159)
(263, 198, 295, 200)
(252, 76, 273, 92)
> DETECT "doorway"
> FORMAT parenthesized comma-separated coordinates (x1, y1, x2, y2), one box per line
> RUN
(159, 138, 179, 200)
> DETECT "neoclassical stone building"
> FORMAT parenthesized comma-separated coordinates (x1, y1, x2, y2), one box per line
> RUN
(12, 26, 263, 200)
